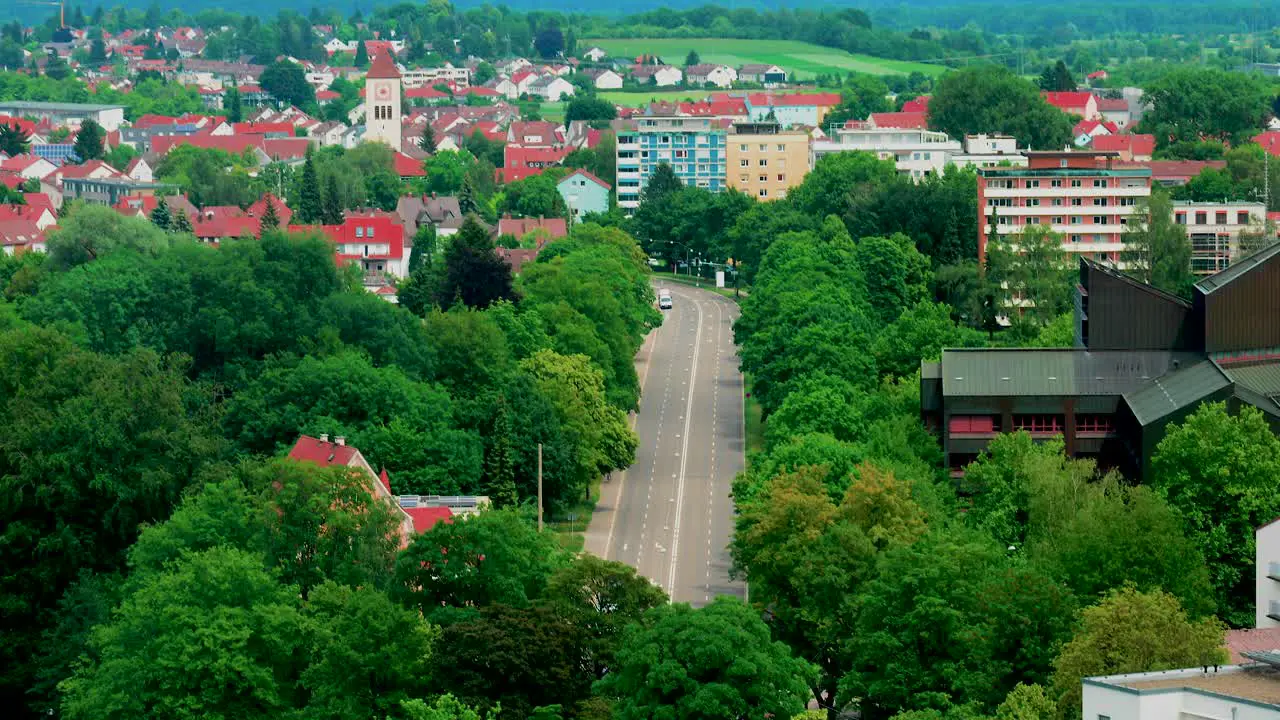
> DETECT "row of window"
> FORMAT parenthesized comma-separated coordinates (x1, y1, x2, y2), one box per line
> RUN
(371, 105, 394, 120)
(1175, 211, 1253, 225)
(996, 215, 1123, 226)
(738, 143, 791, 152)
(948, 415, 1115, 434)
(737, 173, 789, 183)
(987, 197, 1138, 208)
(739, 158, 786, 168)
(988, 178, 1113, 189)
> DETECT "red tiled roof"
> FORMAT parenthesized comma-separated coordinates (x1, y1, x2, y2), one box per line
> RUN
(1090, 133, 1155, 157)
(262, 138, 311, 161)
(1095, 97, 1129, 112)
(1043, 91, 1095, 111)
(53, 160, 121, 181)
(232, 121, 294, 135)
(1073, 119, 1119, 137)
(457, 86, 499, 97)
(394, 152, 426, 177)
(287, 435, 359, 467)
(0, 172, 23, 190)
(498, 144, 572, 183)
(1226, 628, 1280, 664)
(900, 95, 930, 113)
(2, 154, 51, 173)
(1255, 131, 1280, 157)
(511, 70, 536, 84)
(316, 89, 340, 101)
(561, 168, 611, 190)
(365, 50, 401, 80)
(1087, 70, 1108, 79)
(378, 468, 392, 493)
(404, 506, 454, 533)
(497, 216, 567, 240)
(0, 115, 37, 136)
(870, 111, 928, 129)
(494, 247, 539, 274)
(406, 87, 449, 100)
(152, 134, 266, 155)
(747, 92, 841, 108)
(248, 193, 292, 225)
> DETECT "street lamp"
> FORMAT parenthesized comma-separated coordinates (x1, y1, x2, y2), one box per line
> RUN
(667, 240, 694, 277)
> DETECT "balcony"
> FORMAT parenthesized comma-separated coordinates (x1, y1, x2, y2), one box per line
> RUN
(983, 185, 1150, 198)
(1269, 600, 1280, 622)
(1268, 562, 1280, 581)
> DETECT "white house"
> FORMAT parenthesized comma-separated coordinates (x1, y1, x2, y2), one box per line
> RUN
(583, 47, 607, 62)
(686, 64, 737, 88)
(582, 68, 623, 90)
(528, 75, 575, 102)
(324, 38, 357, 55)
(632, 64, 682, 87)
(124, 156, 153, 182)
(498, 57, 533, 76)
(1083, 665, 1280, 720)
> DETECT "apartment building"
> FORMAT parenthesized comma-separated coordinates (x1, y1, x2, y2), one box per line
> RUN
(400, 64, 471, 89)
(976, 151, 1152, 265)
(812, 122, 961, 179)
(950, 134, 1028, 170)
(614, 116, 726, 212)
(725, 122, 810, 201)
(1173, 201, 1267, 275)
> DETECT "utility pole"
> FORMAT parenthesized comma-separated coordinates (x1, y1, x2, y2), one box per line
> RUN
(536, 443, 543, 532)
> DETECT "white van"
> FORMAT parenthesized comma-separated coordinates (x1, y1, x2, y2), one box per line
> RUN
(658, 289, 672, 310)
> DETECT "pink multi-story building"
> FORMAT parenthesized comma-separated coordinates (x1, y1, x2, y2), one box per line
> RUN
(976, 151, 1152, 266)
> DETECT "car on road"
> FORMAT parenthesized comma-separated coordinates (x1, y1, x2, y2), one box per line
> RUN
(658, 289, 672, 310)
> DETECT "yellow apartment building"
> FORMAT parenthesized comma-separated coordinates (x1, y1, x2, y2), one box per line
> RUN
(725, 122, 812, 201)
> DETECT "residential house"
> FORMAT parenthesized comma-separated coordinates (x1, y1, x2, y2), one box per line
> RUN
(507, 121, 565, 147)
(685, 64, 737, 89)
(497, 215, 568, 241)
(310, 121, 348, 147)
(580, 68, 623, 90)
(1090, 133, 1155, 161)
(1086, 69, 1108, 84)
(296, 210, 409, 285)
(630, 65, 682, 87)
(951, 134, 1028, 170)
(113, 192, 198, 222)
(0, 202, 56, 231)
(0, 218, 46, 256)
(62, 177, 177, 206)
(497, 144, 572, 182)
(1096, 96, 1132, 128)
(528, 75, 575, 102)
(286, 435, 421, 547)
(557, 169, 611, 222)
(1073, 118, 1120, 146)
(726, 121, 811, 201)
(1, 154, 58, 180)
(396, 193, 464, 238)
(901, 96, 931, 113)
(737, 64, 786, 85)
(1042, 91, 1100, 120)
(583, 47, 608, 62)
(744, 92, 842, 128)
(124, 156, 154, 182)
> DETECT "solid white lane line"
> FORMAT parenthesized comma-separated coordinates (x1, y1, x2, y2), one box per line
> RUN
(667, 294, 704, 598)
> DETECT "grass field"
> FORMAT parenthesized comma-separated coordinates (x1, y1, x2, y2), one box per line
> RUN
(584, 38, 945, 80)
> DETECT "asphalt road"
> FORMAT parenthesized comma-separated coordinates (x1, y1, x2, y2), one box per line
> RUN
(585, 279, 746, 606)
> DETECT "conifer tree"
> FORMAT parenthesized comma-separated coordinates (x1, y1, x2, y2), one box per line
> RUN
(149, 195, 171, 230)
(297, 149, 323, 223)
(419, 124, 436, 153)
(354, 40, 369, 68)
(321, 174, 344, 225)
(171, 209, 192, 234)
(259, 195, 280, 235)
(485, 400, 519, 508)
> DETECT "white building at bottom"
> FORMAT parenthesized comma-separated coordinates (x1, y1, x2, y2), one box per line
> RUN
(1084, 664, 1280, 720)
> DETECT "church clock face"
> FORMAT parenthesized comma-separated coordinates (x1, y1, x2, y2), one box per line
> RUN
(375, 85, 390, 100)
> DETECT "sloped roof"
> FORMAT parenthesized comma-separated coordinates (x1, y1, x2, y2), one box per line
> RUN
(1091, 133, 1155, 156)
(870, 111, 928, 129)
(941, 348, 1203, 397)
(404, 506, 453, 533)
(1123, 360, 1232, 426)
(1043, 91, 1095, 110)
(560, 168, 611, 190)
(287, 435, 359, 467)
(1196, 240, 1280, 295)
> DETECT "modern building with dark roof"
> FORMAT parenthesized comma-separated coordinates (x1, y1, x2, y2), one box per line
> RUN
(921, 245, 1280, 478)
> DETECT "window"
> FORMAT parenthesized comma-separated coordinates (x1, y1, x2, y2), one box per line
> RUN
(739, 144, 747, 151)
(777, 173, 785, 182)
(1175, 213, 1186, 224)
(1052, 198, 1064, 207)
(356, 227, 364, 238)
(759, 144, 767, 151)
(1076, 414, 1114, 434)
(1071, 216, 1083, 224)
(674, 150, 688, 159)
(1093, 215, 1106, 224)
(1026, 198, 1040, 207)
(739, 174, 748, 182)
(1070, 234, 1081, 243)
(1059, 159, 1068, 168)
(740, 159, 749, 167)
(1238, 211, 1251, 224)
(1119, 197, 1137, 206)
(1092, 198, 1106, 206)
(1051, 179, 1063, 188)
(758, 188, 768, 198)
(367, 226, 375, 238)
(1093, 179, 1107, 187)
(1052, 216, 1064, 224)
(949, 416, 998, 434)
(776, 144, 785, 152)
(758, 174, 768, 182)
(1026, 179, 1040, 188)
(1071, 179, 1082, 188)
(1013, 415, 1064, 433)
(1026, 217, 1040, 224)
(1216, 211, 1228, 224)
(758, 158, 768, 167)
(913, 152, 921, 161)
(1196, 212, 1207, 224)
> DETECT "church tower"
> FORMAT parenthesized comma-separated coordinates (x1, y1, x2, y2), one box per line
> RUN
(364, 51, 402, 152)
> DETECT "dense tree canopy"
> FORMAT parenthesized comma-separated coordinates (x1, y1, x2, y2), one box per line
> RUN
(929, 65, 1075, 150)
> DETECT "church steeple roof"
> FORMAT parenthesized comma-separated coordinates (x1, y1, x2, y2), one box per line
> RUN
(366, 50, 401, 80)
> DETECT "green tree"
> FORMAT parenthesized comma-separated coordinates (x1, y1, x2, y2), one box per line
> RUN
(1140, 67, 1271, 147)
(984, 224, 1074, 328)
(1050, 586, 1227, 717)
(424, 150, 476, 194)
(171, 207, 193, 234)
(402, 695, 490, 720)
(684, 49, 700, 67)
(641, 161, 683, 202)
(594, 596, 815, 720)
(73, 118, 105, 161)
(851, 233, 932, 324)
(484, 399, 519, 507)
(260, 58, 316, 107)
(930, 65, 1074, 150)
(534, 26, 564, 58)
(45, 204, 171, 269)
(433, 216, 518, 309)
(297, 148, 323, 223)
(565, 95, 617, 125)
(149, 194, 171, 230)
(0, 121, 30, 156)
(322, 172, 345, 224)
(354, 39, 369, 68)
(259, 195, 280, 234)
(1037, 60, 1076, 92)
(1151, 403, 1280, 626)
(420, 123, 437, 153)
(60, 547, 309, 720)
(788, 151, 897, 220)
(225, 86, 243, 123)
(1121, 190, 1195, 297)
(994, 684, 1056, 720)
(89, 36, 107, 64)
(394, 509, 567, 616)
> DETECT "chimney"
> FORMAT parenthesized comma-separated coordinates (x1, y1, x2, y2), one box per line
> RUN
(335, 436, 346, 446)
(320, 433, 329, 442)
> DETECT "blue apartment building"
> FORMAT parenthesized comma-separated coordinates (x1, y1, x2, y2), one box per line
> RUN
(614, 116, 726, 212)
